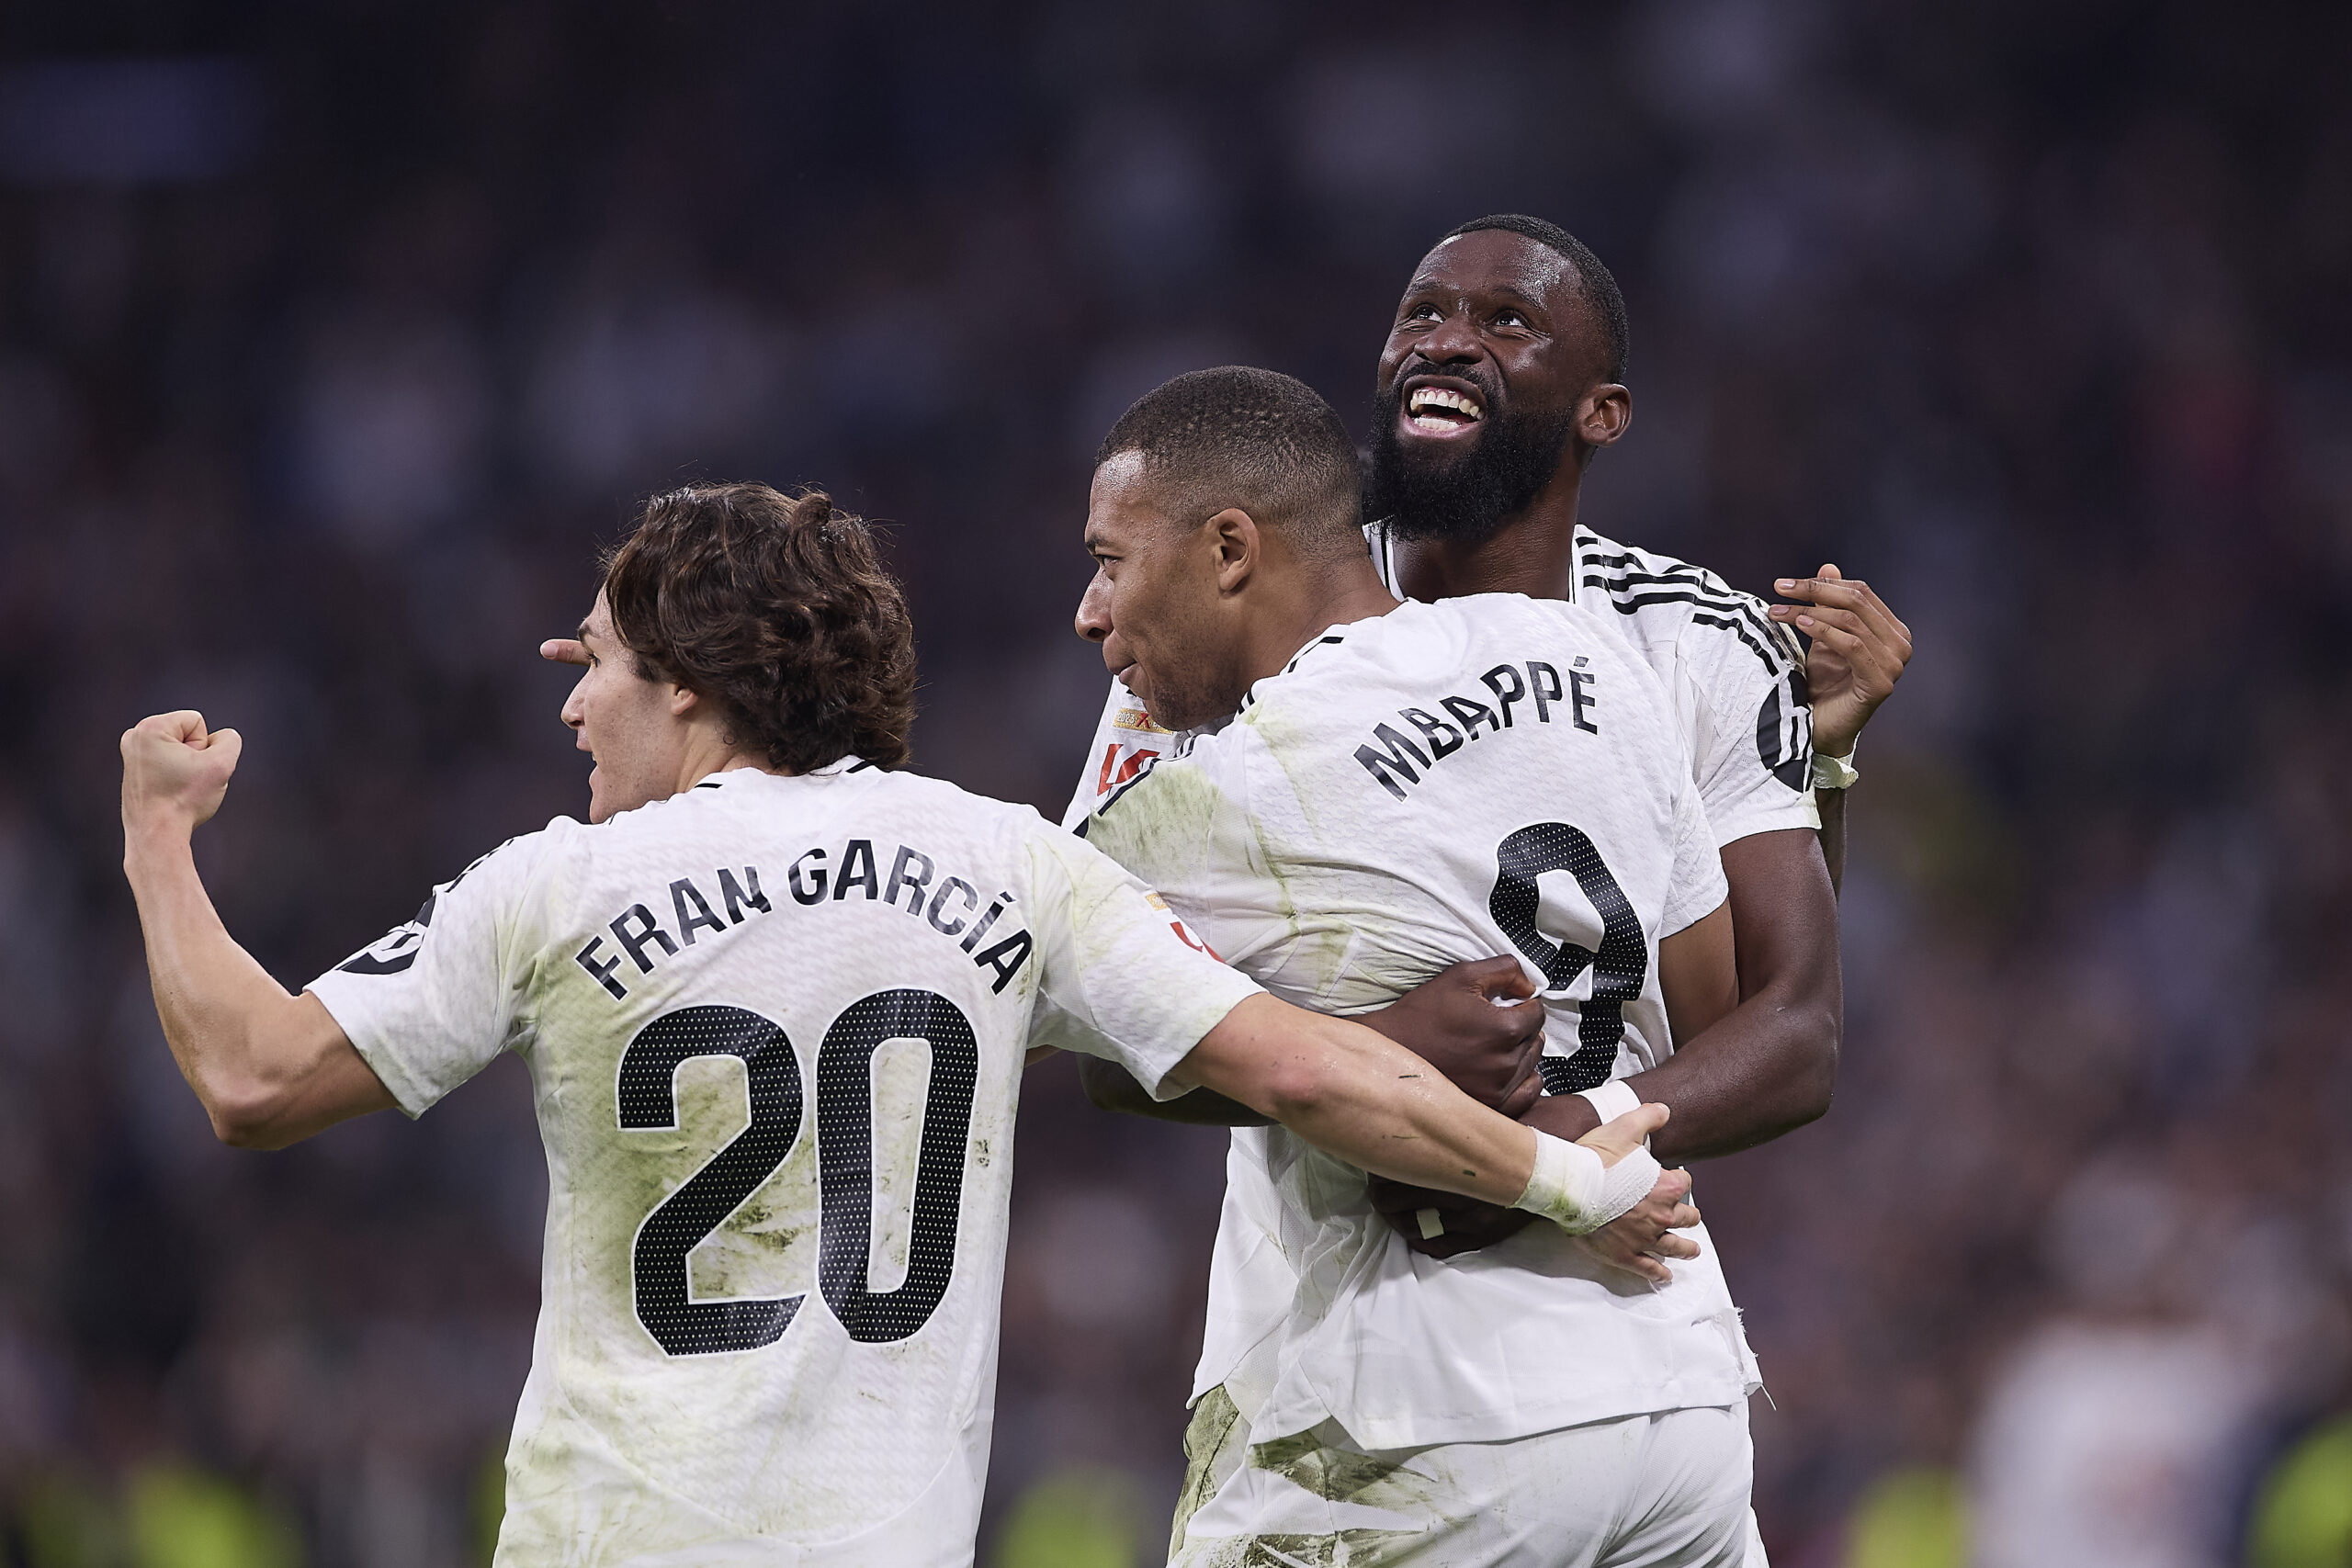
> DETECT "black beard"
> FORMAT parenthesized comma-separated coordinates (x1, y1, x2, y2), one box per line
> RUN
(1364, 384, 1579, 545)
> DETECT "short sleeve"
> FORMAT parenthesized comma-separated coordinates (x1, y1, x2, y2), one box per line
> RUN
(1660, 770, 1730, 937)
(1681, 609, 1823, 848)
(304, 829, 554, 1117)
(1017, 823, 1262, 1099)
(1060, 679, 1179, 830)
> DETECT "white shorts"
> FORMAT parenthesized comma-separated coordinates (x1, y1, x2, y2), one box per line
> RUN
(1169, 1387, 1766, 1568)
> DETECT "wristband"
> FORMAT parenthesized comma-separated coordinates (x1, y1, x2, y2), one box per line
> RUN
(1577, 1079, 1641, 1126)
(1812, 747, 1860, 792)
(1513, 1130, 1663, 1236)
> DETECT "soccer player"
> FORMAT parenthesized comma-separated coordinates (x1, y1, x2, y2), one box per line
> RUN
(118, 483, 1672, 1567)
(1069, 214, 1912, 1255)
(1073, 367, 1769, 1564)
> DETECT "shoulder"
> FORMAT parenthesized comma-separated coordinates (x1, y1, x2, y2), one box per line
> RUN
(1085, 738, 1234, 830)
(1575, 525, 1804, 682)
(860, 765, 1058, 850)
(1267, 600, 1490, 683)
(465, 816, 582, 891)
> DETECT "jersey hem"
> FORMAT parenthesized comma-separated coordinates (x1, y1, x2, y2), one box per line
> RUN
(1711, 802, 1823, 847)
(1265, 1369, 1762, 1454)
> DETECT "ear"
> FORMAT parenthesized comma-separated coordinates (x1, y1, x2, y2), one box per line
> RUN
(1205, 508, 1261, 594)
(668, 683, 701, 717)
(1578, 383, 1632, 450)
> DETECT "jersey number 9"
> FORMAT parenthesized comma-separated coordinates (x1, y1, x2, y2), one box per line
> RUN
(1488, 823, 1647, 1097)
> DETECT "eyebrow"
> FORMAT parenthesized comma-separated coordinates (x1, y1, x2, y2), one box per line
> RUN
(1404, 278, 1550, 312)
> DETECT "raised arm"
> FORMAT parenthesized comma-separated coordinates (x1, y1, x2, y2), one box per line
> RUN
(121, 712, 396, 1149)
(1770, 564, 1913, 897)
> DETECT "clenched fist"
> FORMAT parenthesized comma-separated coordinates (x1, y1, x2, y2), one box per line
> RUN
(121, 710, 244, 839)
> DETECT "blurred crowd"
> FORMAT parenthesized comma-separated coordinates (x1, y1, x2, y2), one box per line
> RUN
(0, 1, 2346, 1564)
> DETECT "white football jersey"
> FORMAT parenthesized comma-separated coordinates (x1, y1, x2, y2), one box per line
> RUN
(1062, 521, 1820, 846)
(1080, 594, 1756, 1450)
(306, 761, 1261, 1567)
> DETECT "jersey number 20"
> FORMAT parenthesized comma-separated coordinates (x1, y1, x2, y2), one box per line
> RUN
(615, 991, 978, 1357)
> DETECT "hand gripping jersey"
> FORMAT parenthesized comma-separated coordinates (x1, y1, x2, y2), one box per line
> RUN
(1080, 595, 1755, 1451)
(306, 762, 1261, 1567)
(1063, 521, 1820, 846)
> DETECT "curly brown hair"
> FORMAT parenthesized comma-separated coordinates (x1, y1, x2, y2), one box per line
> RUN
(602, 482, 916, 773)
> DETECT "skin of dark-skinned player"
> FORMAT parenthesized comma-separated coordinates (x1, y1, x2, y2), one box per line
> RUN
(1344, 227, 1912, 1254)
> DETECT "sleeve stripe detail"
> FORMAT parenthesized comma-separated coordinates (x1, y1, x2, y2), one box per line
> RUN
(1581, 582, 1803, 676)
(1575, 531, 1802, 665)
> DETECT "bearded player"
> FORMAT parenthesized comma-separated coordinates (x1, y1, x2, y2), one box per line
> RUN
(1066, 221, 1911, 1560)
(1068, 215, 1912, 1247)
(119, 482, 1673, 1566)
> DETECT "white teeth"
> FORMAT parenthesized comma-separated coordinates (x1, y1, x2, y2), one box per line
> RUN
(1408, 386, 1483, 419)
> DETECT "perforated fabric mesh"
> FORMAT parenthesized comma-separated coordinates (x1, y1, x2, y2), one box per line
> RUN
(309, 764, 1260, 1560)
(1082, 594, 1757, 1451)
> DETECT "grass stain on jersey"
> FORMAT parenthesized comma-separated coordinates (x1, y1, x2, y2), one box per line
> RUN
(1178, 1529, 1428, 1568)
(1087, 750, 1339, 994)
(554, 1045, 819, 1334)
(1246, 1425, 1436, 1514)
(1084, 761, 1229, 908)
(1238, 702, 1333, 846)
(862, 1037, 933, 1291)
(1235, 704, 1424, 1012)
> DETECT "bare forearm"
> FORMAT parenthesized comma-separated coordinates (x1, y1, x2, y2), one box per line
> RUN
(119, 714, 393, 1148)
(1818, 789, 1847, 896)
(1076, 1055, 1272, 1126)
(1532, 830, 1841, 1161)
(1583, 989, 1837, 1159)
(123, 829, 382, 1147)
(126, 830, 306, 1107)
(1177, 997, 1537, 1204)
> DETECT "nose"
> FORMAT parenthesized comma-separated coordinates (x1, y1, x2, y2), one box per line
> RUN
(1074, 570, 1113, 644)
(1414, 304, 1482, 366)
(560, 673, 587, 733)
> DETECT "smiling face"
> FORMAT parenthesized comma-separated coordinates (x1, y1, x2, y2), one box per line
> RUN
(559, 590, 697, 822)
(1073, 452, 1251, 734)
(1366, 227, 1624, 542)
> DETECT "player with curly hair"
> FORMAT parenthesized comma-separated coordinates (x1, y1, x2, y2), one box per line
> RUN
(119, 479, 1671, 1566)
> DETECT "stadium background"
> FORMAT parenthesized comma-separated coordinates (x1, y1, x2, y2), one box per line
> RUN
(1, 1, 2348, 1563)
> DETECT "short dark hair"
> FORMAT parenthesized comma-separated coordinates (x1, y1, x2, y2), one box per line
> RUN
(602, 482, 916, 773)
(1093, 367, 1363, 560)
(1440, 214, 1629, 384)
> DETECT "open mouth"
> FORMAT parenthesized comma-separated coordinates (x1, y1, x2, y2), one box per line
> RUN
(1404, 382, 1486, 436)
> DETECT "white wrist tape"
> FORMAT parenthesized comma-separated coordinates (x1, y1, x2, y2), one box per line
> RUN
(1577, 1079, 1641, 1125)
(1513, 1130, 1663, 1236)
(1812, 747, 1860, 791)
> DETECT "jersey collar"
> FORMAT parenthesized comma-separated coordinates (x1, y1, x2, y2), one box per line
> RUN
(688, 755, 869, 794)
(1370, 515, 1587, 606)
